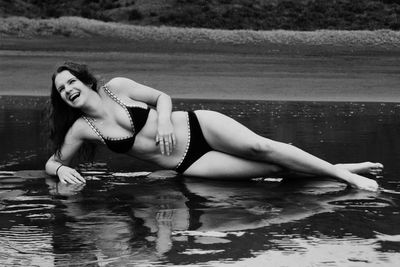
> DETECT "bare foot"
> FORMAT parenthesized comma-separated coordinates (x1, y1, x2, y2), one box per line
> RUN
(346, 173, 379, 191)
(336, 162, 383, 176)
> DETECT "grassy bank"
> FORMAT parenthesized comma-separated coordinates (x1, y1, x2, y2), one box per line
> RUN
(2, 0, 400, 31)
(1, 16, 400, 53)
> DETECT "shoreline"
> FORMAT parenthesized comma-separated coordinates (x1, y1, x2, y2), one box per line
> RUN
(2, 36, 400, 57)
(1, 96, 399, 111)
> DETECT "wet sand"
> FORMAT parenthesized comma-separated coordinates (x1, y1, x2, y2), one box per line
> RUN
(1, 36, 400, 102)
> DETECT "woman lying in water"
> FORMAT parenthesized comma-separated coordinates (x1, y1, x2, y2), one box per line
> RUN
(45, 62, 383, 191)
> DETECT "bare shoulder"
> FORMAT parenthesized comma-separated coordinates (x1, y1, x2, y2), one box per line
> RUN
(105, 77, 161, 105)
(106, 77, 138, 95)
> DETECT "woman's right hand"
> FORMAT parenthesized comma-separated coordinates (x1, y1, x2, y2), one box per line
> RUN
(57, 165, 86, 184)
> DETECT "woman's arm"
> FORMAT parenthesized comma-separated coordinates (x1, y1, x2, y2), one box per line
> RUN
(108, 77, 176, 155)
(45, 121, 86, 184)
(155, 93, 176, 155)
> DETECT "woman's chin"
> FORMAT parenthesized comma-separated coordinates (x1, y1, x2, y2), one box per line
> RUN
(67, 97, 83, 108)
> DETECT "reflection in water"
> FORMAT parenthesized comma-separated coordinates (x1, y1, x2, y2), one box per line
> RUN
(1, 171, 400, 266)
(1, 97, 400, 265)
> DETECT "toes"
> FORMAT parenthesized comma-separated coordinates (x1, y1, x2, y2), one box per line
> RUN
(369, 163, 384, 175)
(370, 172, 382, 177)
(371, 168, 383, 174)
(374, 163, 384, 169)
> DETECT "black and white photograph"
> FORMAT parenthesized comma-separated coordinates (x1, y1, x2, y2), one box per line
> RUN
(1, 0, 400, 266)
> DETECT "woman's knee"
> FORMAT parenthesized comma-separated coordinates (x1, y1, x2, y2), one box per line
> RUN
(249, 139, 276, 158)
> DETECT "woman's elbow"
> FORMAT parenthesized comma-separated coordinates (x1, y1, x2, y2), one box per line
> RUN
(45, 156, 55, 174)
(158, 92, 171, 101)
(45, 160, 52, 175)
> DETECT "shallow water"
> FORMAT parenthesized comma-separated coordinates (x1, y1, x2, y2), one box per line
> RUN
(1, 97, 400, 266)
(2, 50, 400, 102)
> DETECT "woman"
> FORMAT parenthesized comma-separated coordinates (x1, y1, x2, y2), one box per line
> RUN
(45, 62, 383, 190)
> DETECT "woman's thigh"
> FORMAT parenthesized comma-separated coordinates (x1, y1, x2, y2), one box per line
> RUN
(194, 110, 271, 159)
(183, 151, 282, 180)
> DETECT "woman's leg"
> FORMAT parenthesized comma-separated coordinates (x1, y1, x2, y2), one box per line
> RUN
(282, 162, 384, 178)
(184, 151, 283, 180)
(193, 110, 381, 191)
(184, 152, 381, 180)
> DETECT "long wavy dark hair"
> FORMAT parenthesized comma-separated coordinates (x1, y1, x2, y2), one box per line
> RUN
(48, 61, 99, 162)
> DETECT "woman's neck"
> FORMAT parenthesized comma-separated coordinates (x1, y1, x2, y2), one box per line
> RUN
(81, 91, 108, 119)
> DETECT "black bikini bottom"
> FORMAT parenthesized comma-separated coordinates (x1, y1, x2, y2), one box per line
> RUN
(175, 111, 212, 174)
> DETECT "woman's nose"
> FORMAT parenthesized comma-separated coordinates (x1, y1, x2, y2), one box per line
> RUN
(65, 85, 73, 94)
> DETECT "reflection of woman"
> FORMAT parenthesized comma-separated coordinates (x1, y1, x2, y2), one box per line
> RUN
(45, 62, 382, 190)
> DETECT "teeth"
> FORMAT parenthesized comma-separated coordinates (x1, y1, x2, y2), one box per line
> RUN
(69, 93, 80, 101)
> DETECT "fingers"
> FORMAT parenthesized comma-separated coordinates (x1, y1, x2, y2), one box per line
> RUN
(59, 170, 86, 184)
(370, 163, 384, 177)
(166, 135, 173, 155)
(159, 138, 165, 155)
(156, 133, 176, 156)
(60, 175, 78, 184)
(160, 138, 170, 156)
(72, 169, 86, 183)
(60, 175, 83, 184)
(171, 133, 177, 148)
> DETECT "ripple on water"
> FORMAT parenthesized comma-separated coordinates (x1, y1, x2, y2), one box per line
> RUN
(0, 177, 26, 184)
(282, 179, 348, 195)
(0, 225, 53, 253)
(0, 171, 16, 177)
(181, 249, 225, 255)
(0, 203, 56, 214)
(173, 230, 245, 238)
(0, 189, 26, 199)
(374, 232, 400, 242)
(329, 199, 392, 208)
(381, 188, 400, 195)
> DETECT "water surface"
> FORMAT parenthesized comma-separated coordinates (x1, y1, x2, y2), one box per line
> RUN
(1, 97, 400, 266)
(2, 50, 400, 102)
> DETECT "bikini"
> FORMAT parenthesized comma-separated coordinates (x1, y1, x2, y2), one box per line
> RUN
(175, 111, 212, 173)
(82, 85, 212, 174)
(82, 85, 150, 154)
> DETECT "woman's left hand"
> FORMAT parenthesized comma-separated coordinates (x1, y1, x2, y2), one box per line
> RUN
(156, 120, 176, 156)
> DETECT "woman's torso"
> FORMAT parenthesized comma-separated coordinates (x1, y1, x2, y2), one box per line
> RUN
(82, 86, 190, 170)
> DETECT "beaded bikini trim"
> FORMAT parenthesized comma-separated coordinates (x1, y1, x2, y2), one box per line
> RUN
(82, 116, 106, 144)
(103, 84, 136, 136)
(175, 112, 191, 170)
(82, 84, 147, 142)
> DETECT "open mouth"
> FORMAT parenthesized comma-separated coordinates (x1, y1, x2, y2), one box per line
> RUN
(69, 92, 80, 102)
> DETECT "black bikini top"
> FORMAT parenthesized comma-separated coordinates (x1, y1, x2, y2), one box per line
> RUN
(83, 85, 150, 153)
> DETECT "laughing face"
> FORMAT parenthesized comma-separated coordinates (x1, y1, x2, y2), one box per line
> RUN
(54, 70, 91, 108)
